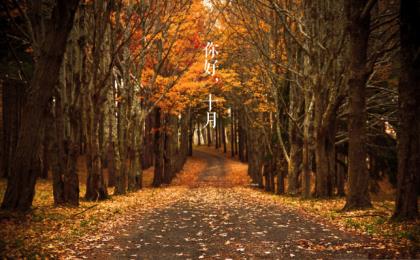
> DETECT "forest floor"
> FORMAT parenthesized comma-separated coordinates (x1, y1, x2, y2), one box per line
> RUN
(0, 147, 419, 259)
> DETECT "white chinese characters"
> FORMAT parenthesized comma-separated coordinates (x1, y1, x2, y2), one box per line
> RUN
(203, 41, 219, 129)
(203, 94, 217, 129)
(204, 41, 218, 76)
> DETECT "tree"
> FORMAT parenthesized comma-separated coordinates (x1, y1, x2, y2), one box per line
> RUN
(1, 0, 80, 211)
(301, 0, 347, 198)
(392, 0, 420, 220)
(343, 0, 376, 211)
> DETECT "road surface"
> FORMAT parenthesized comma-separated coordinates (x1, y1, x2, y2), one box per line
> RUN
(81, 149, 396, 259)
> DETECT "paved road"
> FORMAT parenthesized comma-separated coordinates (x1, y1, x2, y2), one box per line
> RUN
(192, 150, 228, 187)
(82, 149, 397, 259)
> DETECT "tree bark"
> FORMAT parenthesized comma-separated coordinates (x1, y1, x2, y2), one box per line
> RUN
(85, 109, 108, 201)
(343, 0, 373, 210)
(276, 156, 286, 194)
(245, 121, 260, 185)
(197, 122, 201, 146)
(206, 123, 212, 146)
(221, 117, 227, 153)
(302, 94, 313, 198)
(287, 86, 302, 196)
(233, 109, 239, 155)
(179, 110, 190, 167)
(238, 111, 245, 162)
(230, 108, 235, 158)
(2, 80, 25, 180)
(142, 113, 154, 169)
(215, 112, 219, 149)
(188, 113, 193, 156)
(336, 153, 346, 196)
(152, 108, 164, 187)
(314, 113, 336, 197)
(163, 114, 177, 184)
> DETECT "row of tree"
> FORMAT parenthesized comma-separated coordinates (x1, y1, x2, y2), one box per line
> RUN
(0, 0, 213, 211)
(205, 0, 419, 219)
(0, 0, 418, 221)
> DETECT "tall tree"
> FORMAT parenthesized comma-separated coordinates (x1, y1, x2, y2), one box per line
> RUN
(343, 0, 376, 210)
(1, 0, 80, 211)
(392, 0, 420, 220)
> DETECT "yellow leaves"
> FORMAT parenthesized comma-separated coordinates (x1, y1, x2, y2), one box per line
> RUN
(258, 20, 270, 32)
(0, 179, 188, 258)
(218, 69, 240, 88)
(154, 31, 164, 41)
(171, 156, 207, 186)
(155, 75, 171, 88)
(254, 102, 275, 113)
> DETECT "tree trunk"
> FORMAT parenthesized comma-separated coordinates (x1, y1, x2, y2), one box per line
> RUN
(238, 112, 245, 162)
(221, 117, 227, 153)
(114, 80, 127, 195)
(206, 124, 212, 146)
(276, 156, 286, 194)
(2, 80, 25, 180)
(286, 64, 303, 195)
(264, 157, 275, 193)
(152, 108, 164, 187)
(230, 108, 235, 158)
(392, 0, 420, 220)
(302, 94, 313, 198)
(246, 124, 261, 185)
(197, 122, 201, 146)
(48, 104, 65, 205)
(40, 138, 49, 179)
(107, 76, 115, 187)
(287, 105, 302, 195)
(234, 109, 238, 156)
(343, 0, 373, 210)
(313, 97, 336, 198)
(163, 114, 177, 184)
(179, 111, 190, 167)
(215, 112, 219, 149)
(302, 136, 311, 198)
(85, 109, 108, 201)
(142, 112, 154, 169)
(336, 153, 346, 196)
(0, 82, 2, 178)
(188, 114, 193, 156)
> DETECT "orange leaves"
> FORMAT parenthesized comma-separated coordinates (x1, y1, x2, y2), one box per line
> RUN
(258, 20, 270, 32)
(217, 69, 240, 92)
(122, 0, 210, 115)
(171, 156, 207, 187)
(190, 32, 202, 49)
(25, 46, 33, 54)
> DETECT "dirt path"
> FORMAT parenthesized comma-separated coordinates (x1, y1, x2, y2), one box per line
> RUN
(80, 149, 396, 259)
